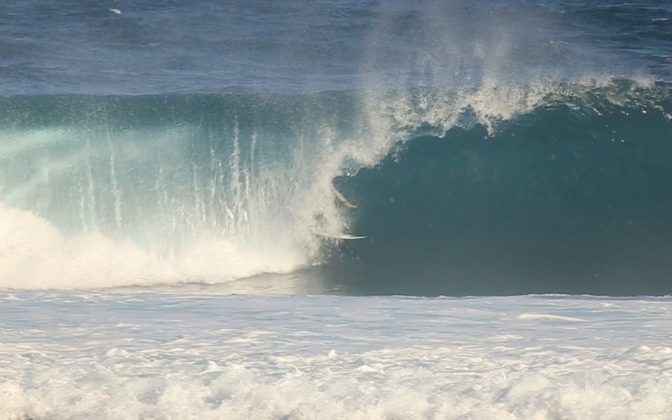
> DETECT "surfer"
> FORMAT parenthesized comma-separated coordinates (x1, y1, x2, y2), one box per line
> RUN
(331, 184, 357, 208)
(310, 182, 365, 240)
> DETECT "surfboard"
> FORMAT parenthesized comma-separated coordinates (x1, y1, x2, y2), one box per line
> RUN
(313, 231, 367, 240)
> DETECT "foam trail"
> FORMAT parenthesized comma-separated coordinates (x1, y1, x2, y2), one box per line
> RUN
(108, 131, 123, 233)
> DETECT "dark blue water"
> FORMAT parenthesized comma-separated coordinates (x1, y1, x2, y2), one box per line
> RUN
(1, 1, 672, 295)
(1, 0, 670, 95)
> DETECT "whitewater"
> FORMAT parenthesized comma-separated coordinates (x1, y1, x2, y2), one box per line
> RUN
(2, 0, 672, 418)
(2, 293, 672, 419)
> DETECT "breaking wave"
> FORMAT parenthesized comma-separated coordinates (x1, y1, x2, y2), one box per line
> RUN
(1, 79, 671, 294)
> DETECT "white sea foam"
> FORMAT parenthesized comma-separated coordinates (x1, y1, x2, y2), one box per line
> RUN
(0, 294, 670, 419)
(517, 313, 585, 322)
(0, 203, 306, 290)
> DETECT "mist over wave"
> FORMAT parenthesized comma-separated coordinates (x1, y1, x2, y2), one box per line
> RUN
(4, 0, 665, 94)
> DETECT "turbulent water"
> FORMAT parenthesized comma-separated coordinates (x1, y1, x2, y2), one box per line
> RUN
(2, 293, 672, 419)
(2, 0, 672, 418)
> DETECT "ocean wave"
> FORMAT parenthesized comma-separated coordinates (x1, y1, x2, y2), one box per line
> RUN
(0, 79, 670, 292)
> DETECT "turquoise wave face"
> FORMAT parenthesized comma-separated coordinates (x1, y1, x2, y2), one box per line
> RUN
(0, 80, 671, 292)
(0, 93, 356, 247)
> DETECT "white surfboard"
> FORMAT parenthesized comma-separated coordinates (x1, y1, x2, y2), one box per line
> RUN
(313, 231, 367, 240)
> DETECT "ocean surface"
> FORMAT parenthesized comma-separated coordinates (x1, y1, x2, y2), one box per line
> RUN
(1, 0, 672, 418)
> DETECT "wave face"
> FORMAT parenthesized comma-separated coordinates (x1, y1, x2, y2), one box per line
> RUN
(1, 81, 671, 294)
(325, 81, 672, 295)
(0, 93, 366, 288)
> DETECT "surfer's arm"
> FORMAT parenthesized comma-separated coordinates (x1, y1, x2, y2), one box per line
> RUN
(331, 185, 357, 208)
